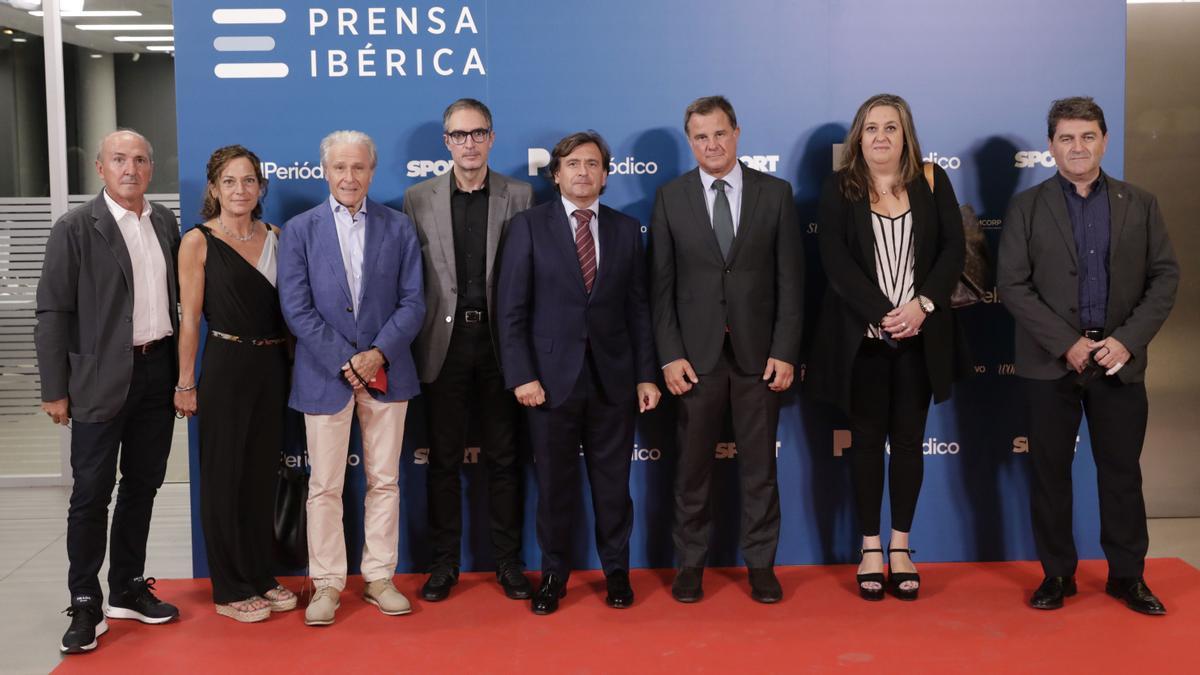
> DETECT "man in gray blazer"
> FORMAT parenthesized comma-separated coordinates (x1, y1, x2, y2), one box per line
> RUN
(36, 130, 182, 654)
(999, 97, 1179, 615)
(402, 98, 535, 602)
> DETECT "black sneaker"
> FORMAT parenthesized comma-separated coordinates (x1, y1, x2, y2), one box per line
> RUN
(60, 597, 107, 654)
(106, 577, 179, 624)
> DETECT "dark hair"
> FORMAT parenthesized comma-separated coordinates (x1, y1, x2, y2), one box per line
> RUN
(544, 131, 611, 195)
(201, 145, 267, 220)
(836, 93, 924, 203)
(683, 95, 738, 135)
(442, 97, 493, 132)
(1047, 96, 1107, 139)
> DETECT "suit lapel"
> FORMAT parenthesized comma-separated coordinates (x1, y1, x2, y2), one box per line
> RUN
(90, 194, 135, 296)
(360, 199, 385, 305)
(1106, 174, 1130, 267)
(1038, 179, 1078, 267)
(591, 205, 618, 301)
(485, 173, 507, 287)
(431, 172, 458, 289)
(148, 204, 178, 314)
(317, 202, 354, 304)
(549, 202, 588, 297)
(726, 164, 759, 264)
(684, 170, 726, 264)
(853, 200, 876, 276)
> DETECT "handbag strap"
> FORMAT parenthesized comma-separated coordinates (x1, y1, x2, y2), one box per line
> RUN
(923, 162, 935, 193)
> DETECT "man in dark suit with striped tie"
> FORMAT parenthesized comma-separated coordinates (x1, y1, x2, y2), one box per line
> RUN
(496, 131, 660, 615)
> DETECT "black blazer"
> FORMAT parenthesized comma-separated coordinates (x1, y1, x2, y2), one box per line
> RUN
(35, 193, 181, 422)
(807, 164, 969, 415)
(650, 164, 804, 374)
(997, 173, 1178, 382)
(495, 200, 656, 408)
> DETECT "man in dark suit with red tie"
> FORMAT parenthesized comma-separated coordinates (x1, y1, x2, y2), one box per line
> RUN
(496, 130, 661, 615)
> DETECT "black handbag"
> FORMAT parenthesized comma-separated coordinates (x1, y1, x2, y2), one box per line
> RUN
(924, 164, 992, 308)
(273, 457, 309, 570)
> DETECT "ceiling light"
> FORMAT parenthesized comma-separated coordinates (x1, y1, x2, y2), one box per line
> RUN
(2, 29, 13, 35)
(114, 36, 173, 42)
(146, 45, 174, 52)
(89, 53, 102, 59)
(13, 37, 28, 43)
(76, 24, 173, 31)
(31, 11, 142, 18)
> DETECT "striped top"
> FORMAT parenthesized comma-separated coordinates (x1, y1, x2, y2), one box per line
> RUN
(866, 210, 916, 339)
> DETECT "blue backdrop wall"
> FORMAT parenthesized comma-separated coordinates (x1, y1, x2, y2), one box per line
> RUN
(175, 0, 1127, 577)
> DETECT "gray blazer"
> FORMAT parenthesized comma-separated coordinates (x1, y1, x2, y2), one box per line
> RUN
(402, 170, 534, 383)
(35, 193, 181, 422)
(998, 173, 1178, 382)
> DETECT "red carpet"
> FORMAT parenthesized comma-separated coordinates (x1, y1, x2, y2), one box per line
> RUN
(54, 558, 1200, 673)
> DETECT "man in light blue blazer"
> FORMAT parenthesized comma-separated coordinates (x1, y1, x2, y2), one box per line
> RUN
(278, 130, 425, 626)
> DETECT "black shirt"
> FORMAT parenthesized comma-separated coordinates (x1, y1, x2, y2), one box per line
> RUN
(1055, 171, 1110, 330)
(450, 171, 490, 312)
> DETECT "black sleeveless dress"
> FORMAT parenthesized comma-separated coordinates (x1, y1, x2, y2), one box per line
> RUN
(195, 224, 288, 604)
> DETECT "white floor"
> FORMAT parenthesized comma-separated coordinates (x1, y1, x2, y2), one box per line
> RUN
(0, 484, 1197, 675)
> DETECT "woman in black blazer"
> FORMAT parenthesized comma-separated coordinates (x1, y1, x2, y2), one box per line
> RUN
(807, 94, 969, 601)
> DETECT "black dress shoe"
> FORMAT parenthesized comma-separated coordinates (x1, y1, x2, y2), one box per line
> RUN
(497, 563, 533, 600)
(421, 567, 458, 602)
(748, 567, 782, 604)
(671, 566, 704, 603)
(531, 573, 566, 615)
(1030, 576, 1077, 610)
(605, 570, 634, 609)
(1106, 577, 1166, 616)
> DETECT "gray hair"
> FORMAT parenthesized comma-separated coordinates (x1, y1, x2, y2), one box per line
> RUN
(96, 129, 154, 162)
(319, 130, 378, 169)
(442, 98, 493, 132)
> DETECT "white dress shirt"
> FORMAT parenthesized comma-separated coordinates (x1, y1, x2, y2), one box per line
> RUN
(698, 161, 744, 235)
(329, 195, 367, 316)
(562, 196, 600, 271)
(102, 190, 172, 345)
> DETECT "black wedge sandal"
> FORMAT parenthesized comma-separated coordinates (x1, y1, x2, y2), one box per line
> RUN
(887, 547, 920, 601)
(857, 548, 885, 601)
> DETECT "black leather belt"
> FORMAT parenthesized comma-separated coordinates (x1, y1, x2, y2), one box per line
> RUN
(133, 337, 169, 356)
(461, 309, 487, 324)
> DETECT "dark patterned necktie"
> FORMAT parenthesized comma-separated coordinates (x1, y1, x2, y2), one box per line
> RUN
(574, 209, 596, 293)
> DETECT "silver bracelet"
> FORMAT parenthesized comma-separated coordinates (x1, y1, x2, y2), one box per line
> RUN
(174, 384, 197, 392)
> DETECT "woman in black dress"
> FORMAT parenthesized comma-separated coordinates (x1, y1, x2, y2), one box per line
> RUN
(175, 145, 295, 622)
(807, 94, 969, 601)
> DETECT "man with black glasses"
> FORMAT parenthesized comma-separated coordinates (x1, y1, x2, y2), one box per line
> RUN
(403, 98, 535, 602)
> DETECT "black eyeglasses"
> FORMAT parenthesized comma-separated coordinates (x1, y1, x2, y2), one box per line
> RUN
(445, 128, 491, 145)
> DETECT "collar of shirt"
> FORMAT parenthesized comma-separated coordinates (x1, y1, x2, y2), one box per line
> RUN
(452, 168, 491, 196)
(561, 196, 599, 226)
(1055, 170, 1106, 199)
(698, 160, 744, 195)
(328, 193, 368, 226)
(102, 188, 151, 223)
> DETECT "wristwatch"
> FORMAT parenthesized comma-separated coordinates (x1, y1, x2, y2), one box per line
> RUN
(916, 295, 935, 314)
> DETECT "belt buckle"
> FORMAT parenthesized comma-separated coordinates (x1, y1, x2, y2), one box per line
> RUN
(136, 340, 157, 355)
(464, 310, 483, 324)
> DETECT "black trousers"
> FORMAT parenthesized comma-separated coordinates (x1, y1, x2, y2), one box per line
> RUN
(527, 351, 634, 580)
(66, 344, 175, 601)
(848, 337, 932, 536)
(424, 321, 522, 570)
(1025, 373, 1149, 579)
(198, 341, 286, 604)
(673, 338, 781, 569)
